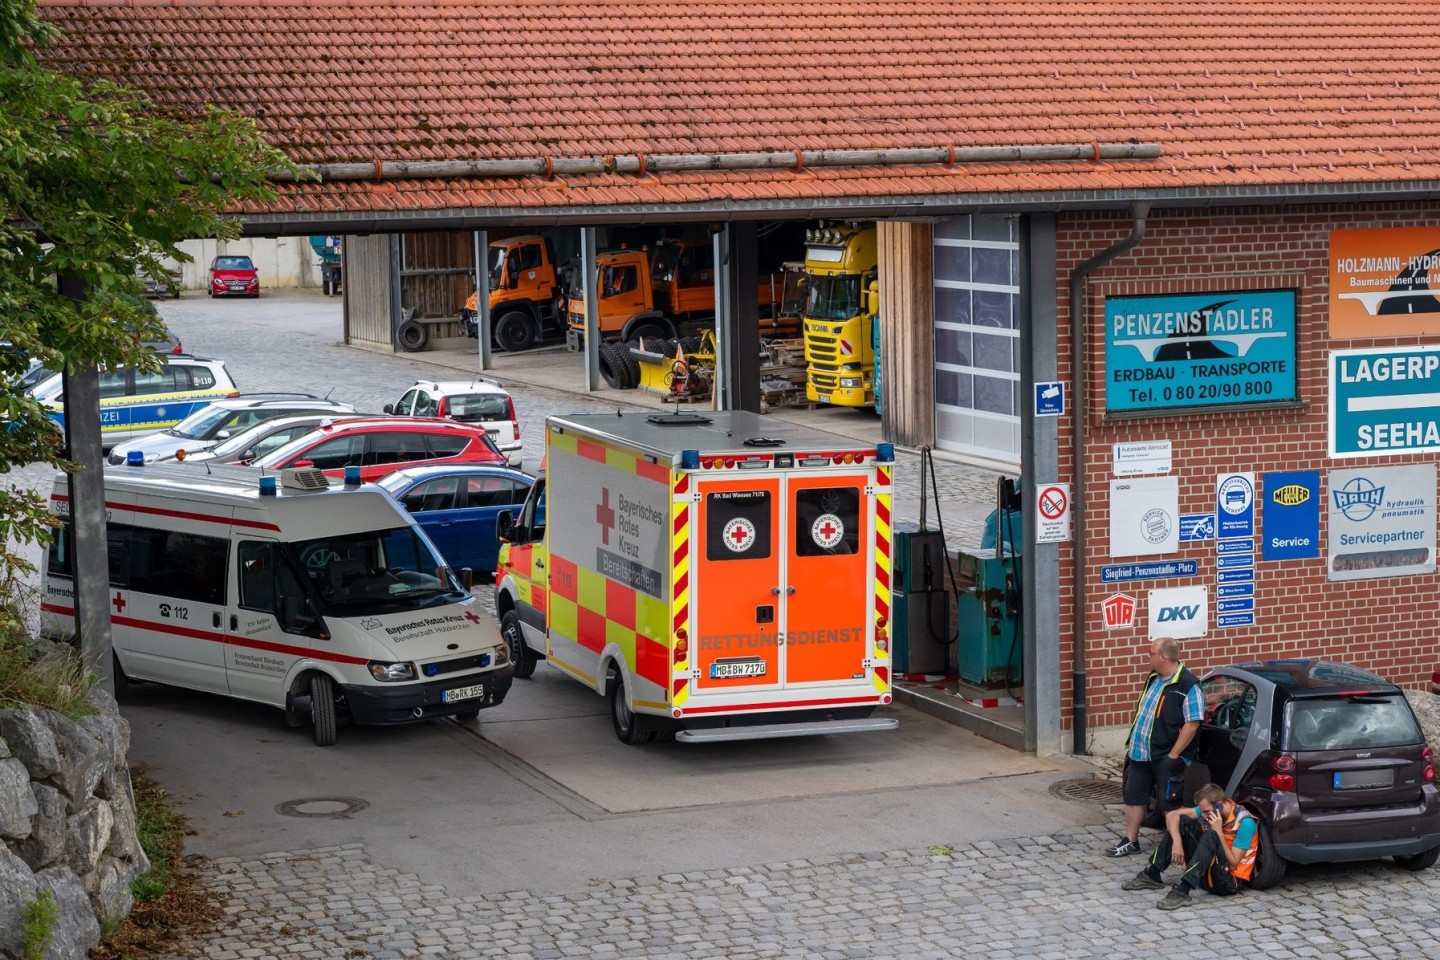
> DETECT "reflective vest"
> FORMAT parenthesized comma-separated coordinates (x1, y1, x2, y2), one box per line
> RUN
(1216, 800, 1258, 882)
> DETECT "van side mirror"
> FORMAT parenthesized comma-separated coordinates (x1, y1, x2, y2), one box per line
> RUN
(279, 594, 314, 631)
(460, 567, 475, 590)
(496, 511, 515, 542)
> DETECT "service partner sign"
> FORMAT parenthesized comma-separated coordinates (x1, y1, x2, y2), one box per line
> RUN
(1105, 290, 1297, 413)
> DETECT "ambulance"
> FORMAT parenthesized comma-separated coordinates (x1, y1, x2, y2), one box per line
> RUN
(494, 410, 899, 743)
(40, 461, 513, 745)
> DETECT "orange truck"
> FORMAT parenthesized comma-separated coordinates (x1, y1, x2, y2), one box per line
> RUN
(565, 240, 786, 348)
(458, 234, 565, 351)
(493, 410, 900, 744)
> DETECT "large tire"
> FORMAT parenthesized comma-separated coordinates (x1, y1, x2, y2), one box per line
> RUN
(310, 673, 338, 747)
(1395, 845, 1440, 872)
(609, 671, 652, 745)
(502, 609, 536, 679)
(112, 652, 131, 699)
(1247, 818, 1286, 890)
(619, 341, 642, 387)
(494, 311, 537, 353)
(628, 322, 670, 342)
(397, 320, 429, 352)
(598, 342, 631, 389)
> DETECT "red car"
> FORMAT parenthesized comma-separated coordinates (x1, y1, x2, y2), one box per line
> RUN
(207, 255, 260, 298)
(252, 417, 505, 482)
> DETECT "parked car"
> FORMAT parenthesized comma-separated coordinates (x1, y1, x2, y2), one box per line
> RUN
(384, 378, 522, 466)
(107, 394, 359, 465)
(207, 255, 259, 298)
(1171, 659, 1439, 889)
(252, 416, 506, 483)
(376, 465, 536, 581)
(140, 267, 183, 299)
(30, 354, 239, 450)
(181, 412, 369, 465)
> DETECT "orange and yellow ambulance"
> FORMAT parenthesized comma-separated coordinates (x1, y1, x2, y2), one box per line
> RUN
(494, 410, 898, 744)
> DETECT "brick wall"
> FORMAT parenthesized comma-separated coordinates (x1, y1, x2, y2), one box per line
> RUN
(1057, 202, 1440, 741)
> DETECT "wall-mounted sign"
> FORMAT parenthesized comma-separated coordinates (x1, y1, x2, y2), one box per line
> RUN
(1104, 290, 1297, 413)
(1035, 382, 1065, 416)
(1216, 473, 1256, 540)
(1110, 475, 1179, 557)
(1329, 226, 1440, 338)
(1113, 440, 1172, 475)
(1148, 585, 1208, 640)
(1327, 463, 1436, 581)
(1100, 560, 1199, 583)
(1263, 470, 1320, 560)
(1102, 593, 1137, 629)
(1329, 346, 1440, 457)
(1035, 482, 1071, 543)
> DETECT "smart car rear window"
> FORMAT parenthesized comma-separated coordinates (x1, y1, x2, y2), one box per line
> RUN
(1283, 695, 1422, 751)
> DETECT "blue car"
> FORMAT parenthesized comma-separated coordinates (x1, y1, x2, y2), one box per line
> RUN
(376, 465, 536, 580)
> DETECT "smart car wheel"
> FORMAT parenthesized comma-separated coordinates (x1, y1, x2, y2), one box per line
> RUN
(1247, 818, 1287, 890)
(502, 609, 535, 679)
(1395, 845, 1440, 872)
(454, 709, 481, 722)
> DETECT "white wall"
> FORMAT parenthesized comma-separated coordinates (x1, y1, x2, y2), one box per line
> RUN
(168, 237, 323, 291)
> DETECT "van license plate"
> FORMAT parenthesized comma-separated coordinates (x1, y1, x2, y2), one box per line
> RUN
(1335, 769, 1393, 789)
(711, 659, 766, 679)
(442, 683, 486, 703)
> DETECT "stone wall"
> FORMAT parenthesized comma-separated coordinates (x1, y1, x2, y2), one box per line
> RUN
(0, 688, 149, 960)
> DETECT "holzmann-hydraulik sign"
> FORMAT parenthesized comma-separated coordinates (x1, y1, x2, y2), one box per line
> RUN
(1328, 346, 1440, 457)
(1104, 290, 1297, 413)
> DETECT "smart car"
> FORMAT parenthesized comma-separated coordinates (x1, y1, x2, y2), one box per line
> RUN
(252, 416, 506, 482)
(1179, 659, 1439, 889)
(207, 255, 260, 298)
(375, 464, 536, 580)
(107, 394, 359, 465)
(385, 378, 522, 467)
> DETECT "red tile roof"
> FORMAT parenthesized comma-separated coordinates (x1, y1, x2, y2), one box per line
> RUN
(31, 1, 1440, 223)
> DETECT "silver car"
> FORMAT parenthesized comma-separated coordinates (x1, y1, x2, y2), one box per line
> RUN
(178, 412, 368, 465)
(108, 394, 358, 465)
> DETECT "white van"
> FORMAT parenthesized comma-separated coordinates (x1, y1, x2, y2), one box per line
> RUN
(40, 462, 513, 745)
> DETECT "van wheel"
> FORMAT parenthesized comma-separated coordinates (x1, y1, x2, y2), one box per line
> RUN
(502, 610, 536, 679)
(1247, 819, 1287, 890)
(494, 311, 537, 352)
(1395, 845, 1440, 872)
(111, 652, 131, 699)
(397, 320, 429, 352)
(609, 671, 652, 745)
(310, 673, 338, 746)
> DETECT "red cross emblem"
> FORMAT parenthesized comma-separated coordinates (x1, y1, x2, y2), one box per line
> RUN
(811, 513, 844, 549)
(721, 517, 756, 553)
(463, 610, 482, 624)
(596, 488, 616, 545)
(112, 591, 126, 613)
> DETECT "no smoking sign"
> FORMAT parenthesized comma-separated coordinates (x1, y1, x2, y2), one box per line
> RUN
(1035, 482, 1072, 544)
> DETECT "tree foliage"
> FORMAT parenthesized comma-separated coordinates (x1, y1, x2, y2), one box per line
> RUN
(0, 0, 295, 575)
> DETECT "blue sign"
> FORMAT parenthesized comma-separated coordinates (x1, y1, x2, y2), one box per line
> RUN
(1262, 470, 1320, 560)
(1217, 598, 1255, 613)
(1216, 538, 1254, 555)
(1179, 514, 1215, 541)
(1217, 568, 1255, 584)
(1035, 381, 1065, 416)
(1105, 290, 1297, 412)
(1217, 612, 1256, 628)
(1217, 583, 1254, 599)
(1217, 553, 1254, 569)
(1100, 560, 1199, 583)
(1330, 346, 1440, 457)
(1217, 473, 1256, 539)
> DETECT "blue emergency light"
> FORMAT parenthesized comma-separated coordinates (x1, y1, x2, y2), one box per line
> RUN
(258, 475, 277, 496)
(680, 449, 700, 470)
(876, 443, 895, 463)
(344, 465, 362, 486)
(126, 450, 144, 466)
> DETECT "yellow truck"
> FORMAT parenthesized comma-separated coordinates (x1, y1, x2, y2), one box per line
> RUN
(801, 224, 878, 408)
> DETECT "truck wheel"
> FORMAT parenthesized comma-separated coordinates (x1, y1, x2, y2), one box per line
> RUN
(397, 320, 429, 352)
(502, 610, 536, 679)
(629, 322, 669, 342)
(609, 671, 653, 745)
(494, 311, 537, 352)
(310, 673, 338, 746)
(1247, 819, 1287, 890)
(599, 342, 632, 389)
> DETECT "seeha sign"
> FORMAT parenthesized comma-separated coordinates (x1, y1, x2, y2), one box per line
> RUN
(1330, 226, 1440, 338)
(1105, 290, 1296, 413)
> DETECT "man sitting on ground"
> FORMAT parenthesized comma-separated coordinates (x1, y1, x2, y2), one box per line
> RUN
(1121, 782, 1258, 910)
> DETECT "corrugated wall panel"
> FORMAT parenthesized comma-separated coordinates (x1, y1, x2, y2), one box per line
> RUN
(345, 235, 394, 350)
(877, 221, 934, 448)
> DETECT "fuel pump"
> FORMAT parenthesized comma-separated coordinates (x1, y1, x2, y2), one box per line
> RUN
(955, 477, 1023, 691)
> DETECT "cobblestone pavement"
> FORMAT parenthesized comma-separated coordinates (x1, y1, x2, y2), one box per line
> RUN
(165, 813, 1440, 960)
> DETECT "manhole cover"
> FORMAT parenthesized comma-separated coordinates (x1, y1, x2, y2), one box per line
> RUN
(1049, 777, 1124, 804)
(275, 796, 370, 820)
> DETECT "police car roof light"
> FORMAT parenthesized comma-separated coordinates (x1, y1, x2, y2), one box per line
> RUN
(126, 450, 145, 466)
(344, 465, 362, 486)
(258, 475, 277, 496)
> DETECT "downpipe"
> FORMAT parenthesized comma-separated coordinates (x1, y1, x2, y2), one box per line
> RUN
(1068, 203, 1151, 755)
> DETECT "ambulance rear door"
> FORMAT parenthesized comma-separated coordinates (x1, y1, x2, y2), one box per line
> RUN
(783, 472, 871, 685)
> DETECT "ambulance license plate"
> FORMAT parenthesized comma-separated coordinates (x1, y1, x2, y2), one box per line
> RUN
(711, 659, 766, 679)
(442, 683, 486, 703)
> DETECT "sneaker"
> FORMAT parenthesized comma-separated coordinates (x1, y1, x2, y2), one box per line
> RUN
(1156, 887, 1191, 911)
(1105, 838, 1142, 858)
(1122, 870, 1165, 891)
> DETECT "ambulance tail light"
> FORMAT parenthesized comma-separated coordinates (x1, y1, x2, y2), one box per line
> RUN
(674, 629, 689, 664)
(368, 661, 418, 682)
(1268, 752, 1297, 791)
(874, 617, 889, 652)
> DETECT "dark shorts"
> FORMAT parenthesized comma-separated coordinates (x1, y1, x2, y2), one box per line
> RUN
(1122, 755, 1185, 807)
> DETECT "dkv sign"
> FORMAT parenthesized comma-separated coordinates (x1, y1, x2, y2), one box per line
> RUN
(1147, 585, 1208, 640)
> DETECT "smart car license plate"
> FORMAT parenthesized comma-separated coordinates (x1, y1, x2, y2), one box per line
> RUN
(710, 659, 766, 679)
(1335, 769, 1393, 789)
(442, 683, 486, 703)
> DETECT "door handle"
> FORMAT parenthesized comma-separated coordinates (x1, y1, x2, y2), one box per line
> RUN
(536, 558, 546, 569)
(771, 586, 781, 596)
(785, 586, 796, 596)
(212, 612, 222, 628)
(229, 614, 238, 631)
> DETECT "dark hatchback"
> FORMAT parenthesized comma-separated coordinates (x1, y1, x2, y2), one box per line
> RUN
(1186, 659, 1438, 888)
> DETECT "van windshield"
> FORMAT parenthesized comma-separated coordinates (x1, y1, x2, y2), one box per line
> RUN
(292, 527, 465, 612)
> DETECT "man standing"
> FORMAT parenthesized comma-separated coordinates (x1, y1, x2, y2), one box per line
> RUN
(1121, 782, 1258, 909)
(1105, 637, 1204, 857)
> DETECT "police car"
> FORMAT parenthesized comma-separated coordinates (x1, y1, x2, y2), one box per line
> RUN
(31, 354, 239, 450)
